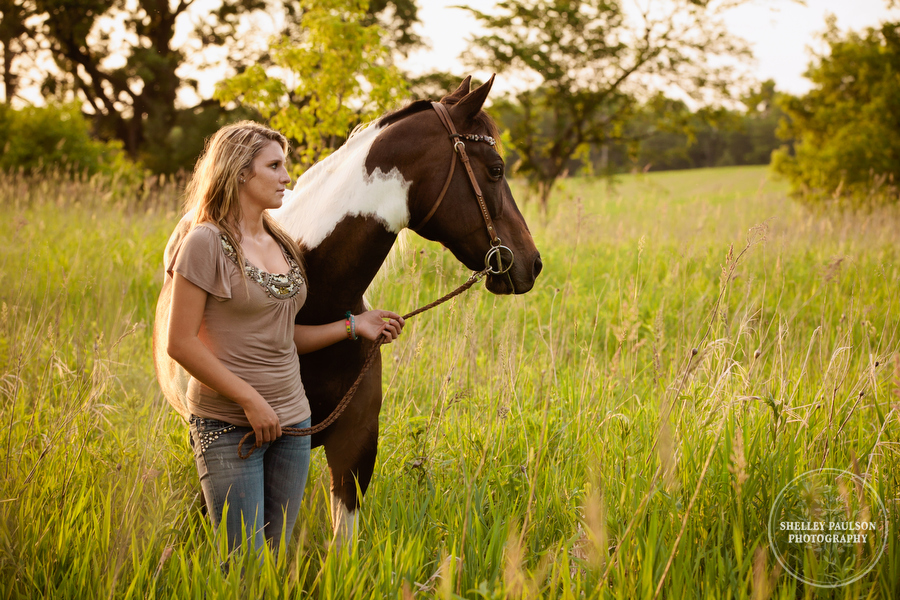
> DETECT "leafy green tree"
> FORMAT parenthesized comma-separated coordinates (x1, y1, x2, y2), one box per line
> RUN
(772, 19, 900, 205)
(33, 0, 217, 167)
(215, 0, 407, 173)
(0, 102, 135, 175)
(464, 0, 753, 209)
(6, 0, 418, 173)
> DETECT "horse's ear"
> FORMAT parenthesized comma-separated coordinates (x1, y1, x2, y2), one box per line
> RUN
(452, 74, 495, 122)
(442, 76, 472, 103)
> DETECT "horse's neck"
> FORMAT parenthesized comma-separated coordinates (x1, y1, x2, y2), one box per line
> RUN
(273, 123, 409, 320)
(273, 124, 409, 249)
(301, 220, 397, 318)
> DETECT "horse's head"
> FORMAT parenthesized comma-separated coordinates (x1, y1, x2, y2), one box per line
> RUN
(367, 76, 542, 294)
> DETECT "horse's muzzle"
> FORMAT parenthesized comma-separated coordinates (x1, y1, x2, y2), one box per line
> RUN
(485, 251, 541, 295)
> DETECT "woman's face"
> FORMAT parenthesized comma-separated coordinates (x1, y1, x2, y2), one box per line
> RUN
(239, 140, 292, 214)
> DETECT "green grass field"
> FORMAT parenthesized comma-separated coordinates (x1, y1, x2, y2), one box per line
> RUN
(1, 165, 897, 598)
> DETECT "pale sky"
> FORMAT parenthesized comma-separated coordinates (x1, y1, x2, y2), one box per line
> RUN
(399, 0, 900, 96)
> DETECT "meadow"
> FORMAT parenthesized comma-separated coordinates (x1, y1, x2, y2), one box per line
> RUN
(0, 165, 897, 598)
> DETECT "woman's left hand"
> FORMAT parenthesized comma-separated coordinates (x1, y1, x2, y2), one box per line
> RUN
(355, 310, 405, 343)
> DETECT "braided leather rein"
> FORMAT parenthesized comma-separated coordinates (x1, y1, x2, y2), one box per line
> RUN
(237, 267, 490, 458)
(237, 102, 513, 458)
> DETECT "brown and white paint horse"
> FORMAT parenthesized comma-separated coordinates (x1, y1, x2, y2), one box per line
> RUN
(154, 76, 542, 545)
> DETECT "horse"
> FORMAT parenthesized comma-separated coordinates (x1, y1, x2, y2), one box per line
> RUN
(153, 75, 543, 546)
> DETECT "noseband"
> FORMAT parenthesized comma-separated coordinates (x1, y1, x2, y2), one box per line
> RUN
(409, 102, 514, 275)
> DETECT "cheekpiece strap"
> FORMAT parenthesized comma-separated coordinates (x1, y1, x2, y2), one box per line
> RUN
(411, 102, 500, 243)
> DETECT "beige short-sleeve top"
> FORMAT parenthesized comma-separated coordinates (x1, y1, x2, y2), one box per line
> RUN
(166, 222, 310, 427)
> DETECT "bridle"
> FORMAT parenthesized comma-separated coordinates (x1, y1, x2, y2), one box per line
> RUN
(409, 102, 515, 276)
(238, 102, 522, 458)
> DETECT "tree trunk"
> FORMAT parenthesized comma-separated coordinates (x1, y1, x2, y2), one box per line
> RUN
(2, 40, 15, 104)
(538, 180, 554, 214)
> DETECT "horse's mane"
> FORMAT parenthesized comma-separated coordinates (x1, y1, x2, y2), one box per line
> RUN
(377, 96, 503, 154)
(377, 99, 433, 128)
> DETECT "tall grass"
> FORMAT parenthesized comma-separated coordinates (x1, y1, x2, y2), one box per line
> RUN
(0, 165, 897, 598)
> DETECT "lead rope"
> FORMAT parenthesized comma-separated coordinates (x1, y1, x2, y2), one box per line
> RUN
(237, 267, 491, 458)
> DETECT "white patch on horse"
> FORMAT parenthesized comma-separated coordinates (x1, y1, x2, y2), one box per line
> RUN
(330, 491, 357, 548)
(272, 123, 410, 249)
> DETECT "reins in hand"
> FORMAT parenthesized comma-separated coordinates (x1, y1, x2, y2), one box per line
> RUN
(237, 268, 490, 459)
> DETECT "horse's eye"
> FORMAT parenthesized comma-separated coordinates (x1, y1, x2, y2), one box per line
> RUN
(488, 165, 504, 180)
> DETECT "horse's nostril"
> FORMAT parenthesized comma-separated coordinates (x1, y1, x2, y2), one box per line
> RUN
(533, 254, 543, 278)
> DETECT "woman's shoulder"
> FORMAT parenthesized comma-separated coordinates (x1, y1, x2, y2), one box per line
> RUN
(189, 221, 223, 239)
(168, 221, 234, 298)
(174, 221, 230, 268)
(180, 222, 226, 252)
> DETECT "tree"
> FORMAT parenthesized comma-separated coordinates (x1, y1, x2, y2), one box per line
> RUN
(772, 18, 900, 206)
(361, 0, 422, 55)
(0, 0, 39, 104)
(7, 0, 419, 172)
(463, 0, 754, 209)
(214, 0, 407, 173)
(32, 0, 223, 167)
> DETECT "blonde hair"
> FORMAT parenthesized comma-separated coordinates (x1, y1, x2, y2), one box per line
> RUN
(184, 120, 305, 281)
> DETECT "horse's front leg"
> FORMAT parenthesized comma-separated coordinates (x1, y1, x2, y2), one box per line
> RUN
(322, 360, 382, 548)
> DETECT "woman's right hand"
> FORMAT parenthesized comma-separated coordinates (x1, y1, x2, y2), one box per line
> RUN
(355, 310, 405, 343)
(169, 272, 282, 447)
(242, 394, 282, 446)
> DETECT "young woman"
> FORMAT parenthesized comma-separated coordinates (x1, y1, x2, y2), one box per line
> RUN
(166, 121, 403, 554)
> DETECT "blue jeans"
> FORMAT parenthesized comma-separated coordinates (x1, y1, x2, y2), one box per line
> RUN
(189, 415, 312, 554)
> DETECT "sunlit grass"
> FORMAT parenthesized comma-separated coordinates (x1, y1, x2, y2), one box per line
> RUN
(0, 165, 897, 598)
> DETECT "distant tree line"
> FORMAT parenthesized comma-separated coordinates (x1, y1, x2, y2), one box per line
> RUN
(1, 0, 897, 209)
(617, 82, 784, 173)
(492, 80, 786, 183)
(470, 1, 898, 209)
(464, 0, 762, 209)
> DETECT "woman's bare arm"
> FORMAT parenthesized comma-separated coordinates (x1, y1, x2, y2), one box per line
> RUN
(167, 272, 282, 444)
(293, 310, 404, 354)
